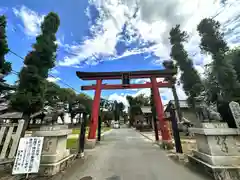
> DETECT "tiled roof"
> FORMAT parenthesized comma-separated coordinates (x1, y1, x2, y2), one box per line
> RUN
(141, 106, 151, 113)
(169, 100, 189, 108)
(0, 101, 9, 111)
(0, 112, 23, 119)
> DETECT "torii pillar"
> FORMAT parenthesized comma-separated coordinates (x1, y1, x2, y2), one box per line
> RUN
(88, 79, 102, 139)
(151, 77, 171, 143)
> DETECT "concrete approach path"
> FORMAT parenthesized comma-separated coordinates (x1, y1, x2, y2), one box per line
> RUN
(57, 128, 211, 180)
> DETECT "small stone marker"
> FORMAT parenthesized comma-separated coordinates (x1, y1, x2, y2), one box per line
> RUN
(229, 101, 240, 128)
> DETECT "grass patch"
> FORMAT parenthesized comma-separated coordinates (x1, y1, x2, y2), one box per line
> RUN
(71, 126, 110, 135)
(67, 138, 78, 149)
(72, 127, 89, 135)
(67, 126, 111, 149)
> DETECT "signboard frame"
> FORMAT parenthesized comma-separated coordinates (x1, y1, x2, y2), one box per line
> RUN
(12, 137, 44, 175)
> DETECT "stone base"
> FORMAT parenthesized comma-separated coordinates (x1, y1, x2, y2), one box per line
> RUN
(160, 140, 174, 150)
(167, 152, 187, 162)
(193, 150, 240, 166)
(188, 155, 240, 180)
(85, 138, 96, 149)
(41, 150, 70, 163)
(38, 154, 76, 176)
(100, 135, 105, 141)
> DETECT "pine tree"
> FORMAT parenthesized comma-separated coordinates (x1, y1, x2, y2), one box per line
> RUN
(0, 15, 12, 82)
(11, 12, 60, 114)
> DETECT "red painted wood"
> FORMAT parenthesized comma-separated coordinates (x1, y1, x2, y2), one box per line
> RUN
(81, 82, 171, 90)
(151, 77, 171, 142)
(88, 79, 102, 139)
(76, 69, 176, 80)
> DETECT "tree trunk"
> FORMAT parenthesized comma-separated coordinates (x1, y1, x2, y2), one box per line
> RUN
(171, 85, 182, 122)
(20, 113, 30, 138)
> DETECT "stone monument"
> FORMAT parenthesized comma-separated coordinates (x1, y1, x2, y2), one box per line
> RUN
(229, 101, 240, 128)
(32, 125, 75, 176)
(188, 98, 240, 180)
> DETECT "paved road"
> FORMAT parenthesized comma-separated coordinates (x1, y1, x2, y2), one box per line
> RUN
(60, 128, 211, 180)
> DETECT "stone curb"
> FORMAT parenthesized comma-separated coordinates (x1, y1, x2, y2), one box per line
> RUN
(102, 129, 113, 136)
(138, 131, 162, 146)
(138, 131, 188, 163)
(139, 131, 155, 142)
(167, 152, 188, 164)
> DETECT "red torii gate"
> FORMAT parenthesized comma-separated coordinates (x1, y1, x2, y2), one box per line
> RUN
(76, 69, 176, 143)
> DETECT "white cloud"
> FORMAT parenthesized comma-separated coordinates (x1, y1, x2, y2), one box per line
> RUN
(12, 1, 240, 104)
(13, 5, 44, 36)
(50, 68, 59, 74)
(134, 78, 149, 84)
(108, 93, 130, 111)
(47, 77, 61, 83)
(58, 0, 240, 68)
(101, 0, 239, 104)
(108, 82, 187, 111)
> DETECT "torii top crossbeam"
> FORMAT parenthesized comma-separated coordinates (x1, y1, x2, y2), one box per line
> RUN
(76, 69, 176, 80)
(76, 69, 176, 90)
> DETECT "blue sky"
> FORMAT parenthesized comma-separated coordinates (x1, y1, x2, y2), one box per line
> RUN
(1, 0, 240, 107)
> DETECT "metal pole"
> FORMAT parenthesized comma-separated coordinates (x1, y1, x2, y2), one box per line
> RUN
(153, 116, 159, 141)
(97, 114, 102, 141)
(169, 103, 183, 153)
(78, 112, 87, 158)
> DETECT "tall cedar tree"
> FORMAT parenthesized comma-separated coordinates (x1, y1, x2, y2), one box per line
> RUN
(169, 25, 203, 106)
(225, 48, 240, 84)
(203, 63, 221, 103)
(197, 18, 240, 101)
(0, 16, 12, 82)
(11, 12, 60, 114)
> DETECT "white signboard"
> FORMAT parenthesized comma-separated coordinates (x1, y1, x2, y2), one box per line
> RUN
(229, 101, 240, 128)
(12, 137, 44, 175)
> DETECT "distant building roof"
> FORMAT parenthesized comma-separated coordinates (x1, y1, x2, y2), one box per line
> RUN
(0, 112, 23, 119)
(0, 101, 9, 111)
(101, 108, 109, 112)
(0, 81, 16, 90)
(141, 106, 151, 114)
(164, 100, 189, 112)
(169, 100, 189, 108)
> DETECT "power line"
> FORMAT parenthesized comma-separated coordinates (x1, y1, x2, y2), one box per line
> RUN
(48, 74, 80, 92)
(8, 70, 82, 95)
(9, 50, 24, 60)
(8, 50, 81, 93)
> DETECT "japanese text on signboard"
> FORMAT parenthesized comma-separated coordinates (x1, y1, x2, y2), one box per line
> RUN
(12, 137, 44, 175)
